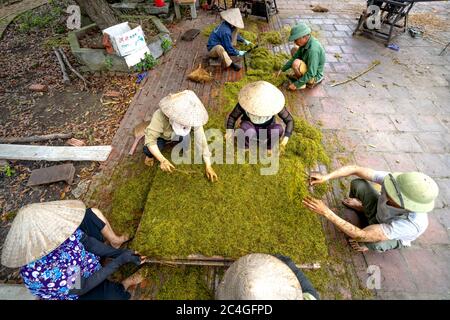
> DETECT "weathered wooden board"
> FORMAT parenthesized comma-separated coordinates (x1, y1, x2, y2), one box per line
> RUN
(0, 144, 112, 161)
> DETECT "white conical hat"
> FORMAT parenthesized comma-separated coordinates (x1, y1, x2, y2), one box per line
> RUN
(159, 90, 209, 127)
(216, 253, 303, 300)
(1, 200, 86, 268)
(238, 81, 285, 116)
(220, 8, 244, 29)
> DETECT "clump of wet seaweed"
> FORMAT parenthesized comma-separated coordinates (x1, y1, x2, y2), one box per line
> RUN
(248, 47, 290, 72)
(107, 19, 339, 299)
(141, 265, 213, 300)
(201, 24, 217, 37)
(108, 160, 157, 236)
(260, 31, 283, 45)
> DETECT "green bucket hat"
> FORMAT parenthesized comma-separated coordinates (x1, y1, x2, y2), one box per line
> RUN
(288, 23, 312, 41)
(383, 172, 439, 213)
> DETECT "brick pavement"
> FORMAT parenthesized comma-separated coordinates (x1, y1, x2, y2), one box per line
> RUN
(103, 1, 449, 299)
(274, 0, 450, 299)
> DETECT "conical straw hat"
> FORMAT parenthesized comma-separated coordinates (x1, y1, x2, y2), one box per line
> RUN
(216, 253, 303, 300)
(220, 8, 244, 29)
(1, 200, 86, 268)
(238, 81, 285, 116)
(159, 90, 209, 127)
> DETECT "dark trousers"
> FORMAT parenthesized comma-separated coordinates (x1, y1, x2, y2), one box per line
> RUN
(143, 136, 185, 158)
(273, 254, 320, 299)
(75, 209, 131, 300)
(239, 121, 284, 150)
(349, 179, 405, 252)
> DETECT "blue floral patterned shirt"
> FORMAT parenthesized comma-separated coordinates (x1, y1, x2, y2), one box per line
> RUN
(20, 229, 101, 300)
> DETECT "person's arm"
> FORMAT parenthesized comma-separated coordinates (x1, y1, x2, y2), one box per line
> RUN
(226, 104, 244, 131)
(237, 33, 245, 43)
(273, 254, 319, 299)
(293, 49, 319, 88)
(194, 127, 218, 182)
(281, 56, 295, 72)
(222, 31, 240, 56)
(80, 234, 126, 259)
(302, 197, 389, 242)
(144, 115, 166, 163)
(277, 108, 294, 146)
(144, 111, 175, 172)
(310, 165, 376, 185)
(68, 250, 141, 296)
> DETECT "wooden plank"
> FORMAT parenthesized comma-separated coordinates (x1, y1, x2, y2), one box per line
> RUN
(0, 144, 112, 161)
(27, 163, 76, 187)
(144, 256, 321, 269)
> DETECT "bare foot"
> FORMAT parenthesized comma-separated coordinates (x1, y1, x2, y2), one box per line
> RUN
(349, 239, 369, 253)
(144, 157, 154, 167)
(122, 271, 145, 291)
(110, 234, 130, 249)
(342, 198, 364, 213)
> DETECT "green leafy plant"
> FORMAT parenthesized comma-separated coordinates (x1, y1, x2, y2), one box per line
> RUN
(161, 38, 172, 53)
(134, 53, 158, 73)
(1, 164, 15, 177)
(105, 56, 114, 70)
(17, 1, 65, 33)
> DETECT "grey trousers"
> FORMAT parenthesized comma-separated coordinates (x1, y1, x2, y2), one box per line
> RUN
(349, 179, 405, 252)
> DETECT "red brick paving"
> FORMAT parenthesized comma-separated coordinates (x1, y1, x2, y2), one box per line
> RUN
(276, 0, 450, 299)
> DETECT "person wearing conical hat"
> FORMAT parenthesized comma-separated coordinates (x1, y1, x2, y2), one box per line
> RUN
(225, 81, 294, 151)
(216, 253, 319, 300)
(277, 23, 325, 91)
(303, 166, 440, 253)
(143, 90, 218, 182)
(207, 8, 252, 72)
(1, 200, 146, 300)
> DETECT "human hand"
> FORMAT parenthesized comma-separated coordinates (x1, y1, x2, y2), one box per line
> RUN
(224, 129, 234, 141)
(309, 172, 328, 186)
(160, 159, 175, 172)
(238, 50, 247, 57)
(288, 83, 297, 91)
(205, 166, 218, 182)
(302, 196, 330, 216)
(243, 39, 252, 45)
(279, 137, 289, 155)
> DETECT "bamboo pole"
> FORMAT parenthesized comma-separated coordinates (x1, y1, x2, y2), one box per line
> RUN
(330, 60, 380, 87)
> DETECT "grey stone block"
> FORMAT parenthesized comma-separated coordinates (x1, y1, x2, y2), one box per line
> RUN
(0, 284, 36, 300)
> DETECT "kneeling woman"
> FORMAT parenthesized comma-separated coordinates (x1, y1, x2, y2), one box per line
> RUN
(226, 81, 294, 151)
(143, 90, 218, 182)
(1, 200, 145, 300)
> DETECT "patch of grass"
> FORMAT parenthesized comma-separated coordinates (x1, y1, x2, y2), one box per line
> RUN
(42, 35, 69, 49)
(17, 1, 65, 34)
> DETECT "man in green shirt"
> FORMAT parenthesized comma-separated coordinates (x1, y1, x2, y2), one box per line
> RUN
(278, 23, 325, 91)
